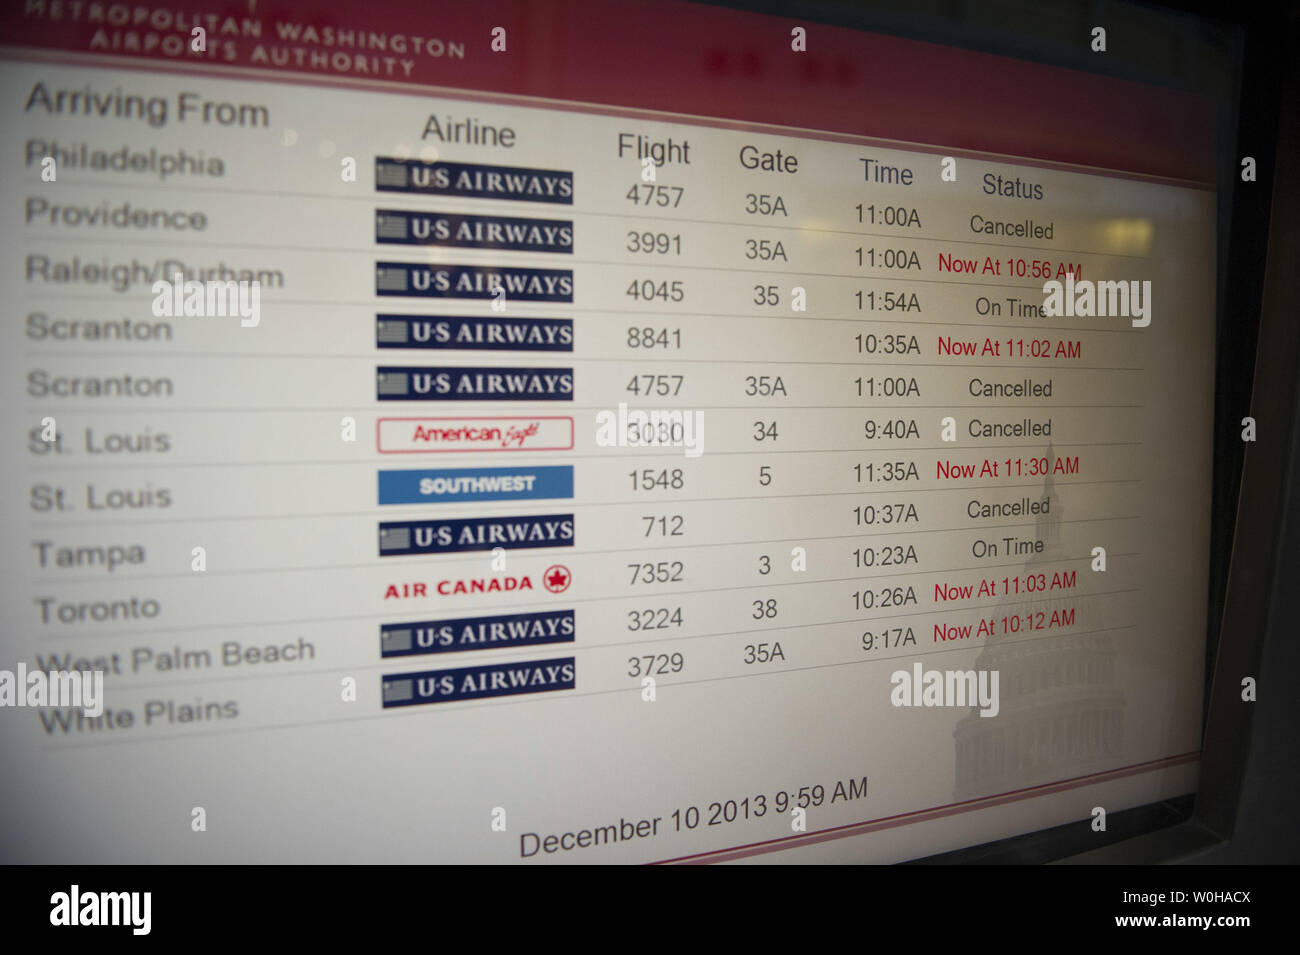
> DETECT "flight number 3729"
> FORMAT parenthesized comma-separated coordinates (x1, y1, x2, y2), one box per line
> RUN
(627, 652, 684, 677)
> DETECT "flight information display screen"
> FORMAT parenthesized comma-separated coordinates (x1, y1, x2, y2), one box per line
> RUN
(0, 0, 1218, 863)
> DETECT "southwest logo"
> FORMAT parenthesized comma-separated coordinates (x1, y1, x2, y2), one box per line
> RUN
(377, 466, 574, 504)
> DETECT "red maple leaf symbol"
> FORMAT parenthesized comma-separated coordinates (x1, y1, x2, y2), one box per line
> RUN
(546, 567, 569, 589)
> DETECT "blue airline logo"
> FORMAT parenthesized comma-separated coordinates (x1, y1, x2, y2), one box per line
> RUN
(375, 210, 573, 252)
(375, 158, 574, 204)
(378, 514, 574, 556)
(378, 466, 573, 504)
(375, 315, 573, 352)
(381, 657, 576, 706)
(376, 263, 573, 301)
(380, 609, 575, 658)
(376, 366, 573, 401)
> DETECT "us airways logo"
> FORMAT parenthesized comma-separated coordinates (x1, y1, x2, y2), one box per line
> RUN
(375, 158, 574, 204)
(381, 657, 576, 707)
(376, 315, 573, 352)
(381, 609, 575, 657)
(376, 263, 573, 302)
(376, 210, 573, 252)
(376, 366, 574, 401)
(378, 514, 574, 556)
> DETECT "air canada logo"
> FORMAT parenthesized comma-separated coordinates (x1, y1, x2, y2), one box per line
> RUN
(437, 576, 534, 596)
(379, 577, 542, 599)
(375, 158, 574, 204)
(375, 210, 573, 252)
(543, 564, 572, 593)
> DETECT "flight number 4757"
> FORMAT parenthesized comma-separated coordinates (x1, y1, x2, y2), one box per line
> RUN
(627, 184, 684, 207)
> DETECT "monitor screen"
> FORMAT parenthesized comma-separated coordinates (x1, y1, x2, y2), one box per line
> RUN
(0, 0, 1227, 863)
